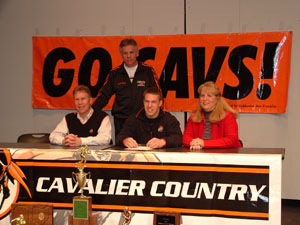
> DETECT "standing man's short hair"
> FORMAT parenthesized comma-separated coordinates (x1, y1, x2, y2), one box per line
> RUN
(119, 38, 138, 51)
(73, 85, 92, 98)
(143, 87, 163, 101)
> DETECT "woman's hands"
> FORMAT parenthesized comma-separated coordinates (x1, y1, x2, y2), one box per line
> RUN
(189, 138, 204, 151)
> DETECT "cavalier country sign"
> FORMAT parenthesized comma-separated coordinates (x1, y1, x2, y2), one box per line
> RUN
(32, 32, 292, 113)
(0, 148, 282, 225)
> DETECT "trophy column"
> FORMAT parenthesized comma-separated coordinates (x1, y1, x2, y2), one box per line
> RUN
(69, 146, 97, 225)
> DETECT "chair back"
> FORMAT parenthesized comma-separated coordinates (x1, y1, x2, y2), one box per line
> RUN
(17, 133, 50, 143)
(239, 139, 243, 147)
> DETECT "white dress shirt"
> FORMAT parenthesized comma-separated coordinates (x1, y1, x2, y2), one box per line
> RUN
(49, 108, 112, 146)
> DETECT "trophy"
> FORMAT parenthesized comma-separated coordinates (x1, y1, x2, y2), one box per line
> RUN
(72, 145, 91, 198)
(153, 211, 180, 225)
(11, 214, 26, 225)
(69, 145, 97, 225)
(122, 207, 132, 225)
(11, 203, 53, 225)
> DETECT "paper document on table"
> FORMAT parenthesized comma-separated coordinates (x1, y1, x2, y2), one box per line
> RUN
(125, 146, 153, 151)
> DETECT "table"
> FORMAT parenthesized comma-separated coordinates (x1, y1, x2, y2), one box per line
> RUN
(0, 144, 284, 225)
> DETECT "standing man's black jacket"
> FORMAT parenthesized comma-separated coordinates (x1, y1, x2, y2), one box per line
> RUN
(93, 62, 159, 119)
(116, 108, 182, 148)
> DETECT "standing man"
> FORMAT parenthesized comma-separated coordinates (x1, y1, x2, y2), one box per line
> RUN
(93, 38, 160, 138)
(50, 85, 112, 146)
(116, 87, 182, 149)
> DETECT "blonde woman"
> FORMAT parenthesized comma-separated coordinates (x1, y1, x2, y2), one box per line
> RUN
(183, 81, 242, 150)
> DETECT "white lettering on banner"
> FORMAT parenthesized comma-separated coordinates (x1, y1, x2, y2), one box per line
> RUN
(94, 179, 118, 195)
(48, 178, 64, 193)
(96, 179, 145, 196)
(108, 179, 117, 195)
(165, 182, 182, 197)
(197, 183, 217, 199)
(217, 183, 232, 199)
(150, 181, 165, 197)
(181, 182, 199, 198)
(83, 179, 95, 194)
(249, 185, 267, 201)
(128, 180, 146, 196)
(95, 179, 107, 194)
(36, 177, 50, 192)
(66, 178, 77, 193)
(228, 185, 248, 200)
(36, 178, 267, 201)
(115, 180, 130, 195)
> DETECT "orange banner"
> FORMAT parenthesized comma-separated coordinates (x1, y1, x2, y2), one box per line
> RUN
(33, 32, 292, 113)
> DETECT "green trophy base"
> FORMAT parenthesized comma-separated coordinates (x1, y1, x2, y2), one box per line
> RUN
(68, 196, 97, 225)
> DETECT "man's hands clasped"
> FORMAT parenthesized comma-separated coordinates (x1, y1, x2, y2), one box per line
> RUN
(123, 137, 166, 149)
(62, 134, 82, 147)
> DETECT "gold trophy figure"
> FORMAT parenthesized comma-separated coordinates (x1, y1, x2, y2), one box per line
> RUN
(77, 145, 90, 165)
(11, 214, 26, 225)
(122, 207, 132, 225)
(72, 145, 91, 197)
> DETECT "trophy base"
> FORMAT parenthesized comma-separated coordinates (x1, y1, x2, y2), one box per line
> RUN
(68, 215, 97, 225)
(153, 211, 180, 225)
(69, 196, 97, 225)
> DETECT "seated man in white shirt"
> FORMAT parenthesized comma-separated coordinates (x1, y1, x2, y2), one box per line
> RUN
(50, 85, 112, 146)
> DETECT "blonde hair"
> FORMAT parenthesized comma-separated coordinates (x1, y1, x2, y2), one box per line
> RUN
(192, 81, 238, 123)
(73, 85, 92, 98)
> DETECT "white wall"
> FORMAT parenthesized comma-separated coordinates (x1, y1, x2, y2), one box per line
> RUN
(0, 0, 299, 199)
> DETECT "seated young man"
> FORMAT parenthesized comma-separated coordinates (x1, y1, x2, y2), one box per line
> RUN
(116, 87, 182, 149)
(50, 85, 112, 146)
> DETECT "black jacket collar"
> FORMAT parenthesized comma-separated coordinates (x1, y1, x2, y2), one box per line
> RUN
(136, 108, 165, 122)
